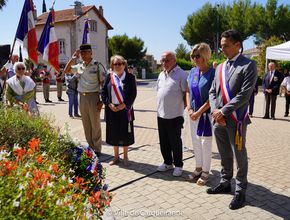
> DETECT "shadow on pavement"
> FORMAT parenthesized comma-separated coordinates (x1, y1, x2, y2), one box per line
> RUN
(209, 170, 290, 218)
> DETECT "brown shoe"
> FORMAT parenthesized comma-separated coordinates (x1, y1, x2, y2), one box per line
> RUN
(187, 170, 202, 182)
(109, 158, 120, 166)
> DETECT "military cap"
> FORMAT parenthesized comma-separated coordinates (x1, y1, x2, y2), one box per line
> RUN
(79, 44, 92, 51)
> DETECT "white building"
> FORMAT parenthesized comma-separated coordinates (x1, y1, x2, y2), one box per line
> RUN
(35, 3, 113, 69)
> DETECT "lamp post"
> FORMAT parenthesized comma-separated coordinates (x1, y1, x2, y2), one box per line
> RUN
(215, 4, 220, 59)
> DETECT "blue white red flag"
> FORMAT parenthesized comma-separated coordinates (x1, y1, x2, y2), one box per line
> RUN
(37, 9, 60, 73)
(82, 19, 91, 44)
(15, 0, 38, 64)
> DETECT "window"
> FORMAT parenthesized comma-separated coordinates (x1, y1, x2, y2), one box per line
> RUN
(59, 39, 65, 54)
(90, 20, 97, 32)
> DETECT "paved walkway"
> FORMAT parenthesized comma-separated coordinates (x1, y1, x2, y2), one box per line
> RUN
(37, 81, 290, 220)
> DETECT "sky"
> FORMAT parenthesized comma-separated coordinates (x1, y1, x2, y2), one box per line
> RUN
(0, 0, 289, 61)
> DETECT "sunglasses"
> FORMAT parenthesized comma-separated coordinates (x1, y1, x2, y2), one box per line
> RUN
(17, 67, 25, 71)
(113, 63, 123, 66)
(191, 54, 201, 59)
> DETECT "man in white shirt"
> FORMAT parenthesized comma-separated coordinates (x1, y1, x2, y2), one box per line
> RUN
(281, 71, 290, 117)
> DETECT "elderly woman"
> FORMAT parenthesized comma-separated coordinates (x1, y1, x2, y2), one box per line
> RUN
(6, 62, 38, 115)
(185, 43, 215, 185)
(101, 55, 137, 166)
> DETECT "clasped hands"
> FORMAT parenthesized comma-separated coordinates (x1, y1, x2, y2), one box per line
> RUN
(109, 103, 126, 112)
(212, 109, 226, 126)
(188, 109, 201, 121)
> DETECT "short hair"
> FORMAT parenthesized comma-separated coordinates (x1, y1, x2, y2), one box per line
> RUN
(13, 62, 26, 71)
(190, 43, 211, 63)
(221, 29, 243, 53)
(128, 65, 133, 69)
(110, 55, 127, 69)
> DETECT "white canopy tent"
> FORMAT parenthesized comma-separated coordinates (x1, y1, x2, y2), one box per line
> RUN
(266, 41, 290, 61)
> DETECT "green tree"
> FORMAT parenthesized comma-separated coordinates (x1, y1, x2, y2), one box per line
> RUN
(257, 36, 283, 77)
(175, 43, 190, 60)
(0, 0, 7, 10)
(108, 34, 147, 67)
(256, 0, 290, 42)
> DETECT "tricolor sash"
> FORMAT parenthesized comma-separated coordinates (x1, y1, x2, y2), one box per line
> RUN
(110, 72, 132, 132)
(219, 62, 248, 150)
(190, 67, 212, 137)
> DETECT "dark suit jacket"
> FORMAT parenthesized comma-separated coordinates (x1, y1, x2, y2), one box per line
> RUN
(262, 70, 284, 95)
(209, 54, 258, 126)
(101, 72, 137, 120)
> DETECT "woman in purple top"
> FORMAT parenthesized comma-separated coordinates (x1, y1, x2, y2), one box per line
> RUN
(185, 43, 215, 185)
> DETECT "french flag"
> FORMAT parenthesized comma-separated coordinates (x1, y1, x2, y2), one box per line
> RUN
(38, 9, 60, 73)
(82, 19, 91, 44)
(15, 0, 38, 65)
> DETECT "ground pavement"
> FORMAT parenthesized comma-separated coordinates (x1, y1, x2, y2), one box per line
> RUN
(37, 81, 290, 220)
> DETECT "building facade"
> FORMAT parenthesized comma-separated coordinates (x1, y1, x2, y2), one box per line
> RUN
(35, 4, 113, 69)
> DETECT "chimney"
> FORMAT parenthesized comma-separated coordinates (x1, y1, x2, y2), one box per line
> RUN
(74, 1, 83, 16)
(98, 6, 103, 16)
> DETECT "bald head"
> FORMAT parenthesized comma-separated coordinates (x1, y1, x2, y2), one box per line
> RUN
(160, 51, 176, 72)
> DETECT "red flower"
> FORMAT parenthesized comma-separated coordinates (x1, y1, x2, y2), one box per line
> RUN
(85, 149, 93, 158)
(28, 138, 40, 152)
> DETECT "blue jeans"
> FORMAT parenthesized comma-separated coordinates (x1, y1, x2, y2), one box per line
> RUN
(67, 92, 79, 116)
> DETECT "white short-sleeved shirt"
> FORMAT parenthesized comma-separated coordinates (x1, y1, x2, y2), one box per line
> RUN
(157, 65, 188, 119)
(281, 76, 290, 92)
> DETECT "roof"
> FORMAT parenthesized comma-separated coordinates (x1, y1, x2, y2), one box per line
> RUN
(36, 5, 113, 30)
(243, 47, 259, 55)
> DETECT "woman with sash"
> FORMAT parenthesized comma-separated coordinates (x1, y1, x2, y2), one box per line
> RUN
(186, 43, 215, 185)
(6, 62, 39, 116)
(101, 55, 137, 166)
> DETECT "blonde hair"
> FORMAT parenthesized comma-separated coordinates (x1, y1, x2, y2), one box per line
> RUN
(110, 55, 127, 69)
(190, 43, 211, 63)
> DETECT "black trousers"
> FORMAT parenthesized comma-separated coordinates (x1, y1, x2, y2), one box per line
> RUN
(157, 116, 184, 167)
(249, 93, 255, 115)
(264, 93, 277, 118)
(285, 94, 290, 115)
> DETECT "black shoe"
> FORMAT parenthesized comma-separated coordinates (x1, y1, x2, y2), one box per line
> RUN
(35, 101, 39, 104)
(207, 182, 231, 194)
(262, 116, 270, 119)
(45, 99, 52, 103)
(96, 152, 101, 158)
(69, 115, 74, 118)
(284, 114, 288, 117)
(58, 98, 65, 101)
(74, 114, 81, 117)
(271, 117, 276, 120)
(229, 192, 246, 210)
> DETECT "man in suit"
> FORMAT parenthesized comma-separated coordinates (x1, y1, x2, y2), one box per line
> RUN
(262, 62, 284, 120)
(208, 30, 257, 210)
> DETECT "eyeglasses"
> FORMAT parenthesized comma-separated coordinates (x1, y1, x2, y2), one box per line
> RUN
(113, 63, 123, 66)
(17, 67, 25, 71)
(191, 54, 201, 59)
(160, 59, 171, 63)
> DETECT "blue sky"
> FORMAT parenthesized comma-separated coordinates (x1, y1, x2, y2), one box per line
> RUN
(0, 0, 289, 60)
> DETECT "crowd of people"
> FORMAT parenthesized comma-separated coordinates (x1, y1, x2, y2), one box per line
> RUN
(1, 29, 290, 211)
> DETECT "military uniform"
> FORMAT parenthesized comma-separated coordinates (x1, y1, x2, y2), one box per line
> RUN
(71, 59, 105, 154)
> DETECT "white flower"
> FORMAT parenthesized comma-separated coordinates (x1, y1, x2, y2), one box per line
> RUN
(25, 172, 30, 178)
(13, 143, 20, 150)
(41, 152, 47, 157)
(56, 199, 62, 206)
(69, 205, 74, 211)
(47, 181, 54, 188)
(61, 174, 67, 181)
(13, 200, 20, 207)
(51, 174, 57, 179)
(69, 168, 75, 173)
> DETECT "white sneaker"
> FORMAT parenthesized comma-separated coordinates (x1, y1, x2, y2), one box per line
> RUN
(157, 163, 173, 172)
(173, 167, 183, 177)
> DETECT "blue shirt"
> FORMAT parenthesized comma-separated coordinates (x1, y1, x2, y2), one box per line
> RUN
(187, 67, 215, 113)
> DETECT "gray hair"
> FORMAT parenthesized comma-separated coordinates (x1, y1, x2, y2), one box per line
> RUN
(13, 62, 26, 71)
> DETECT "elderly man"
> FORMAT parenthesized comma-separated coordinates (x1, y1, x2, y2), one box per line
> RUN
(262, 62, 284, 120)
(156, 51, 188, 177)
(64, 44, 105, 157)
(0, 54, 19, 79)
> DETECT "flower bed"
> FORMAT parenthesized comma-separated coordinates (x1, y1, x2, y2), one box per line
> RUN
(0, 107, 112, 219)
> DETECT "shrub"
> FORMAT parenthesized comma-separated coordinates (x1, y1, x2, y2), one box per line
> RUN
(176, 58, 192, 70)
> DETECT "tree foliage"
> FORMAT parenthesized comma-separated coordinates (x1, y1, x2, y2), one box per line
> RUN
(0, 0, 8, 10)
(175, 43, 190, 60)
(108, 34, 147, 67)
(181, 0, 290, 49)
